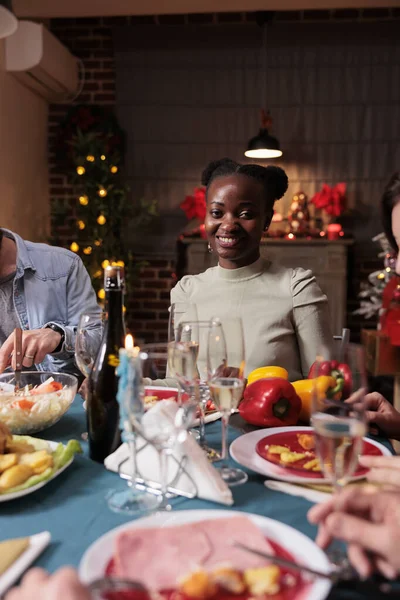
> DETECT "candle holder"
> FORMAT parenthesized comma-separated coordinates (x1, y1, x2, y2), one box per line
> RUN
(106, 340, 159, 515)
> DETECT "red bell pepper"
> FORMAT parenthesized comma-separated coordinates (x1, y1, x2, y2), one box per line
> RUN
(308, 360, 352, 398)
(239, 378, 301, 427)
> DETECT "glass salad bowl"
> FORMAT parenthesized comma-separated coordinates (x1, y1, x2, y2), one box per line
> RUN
(0, 371, 78, 434)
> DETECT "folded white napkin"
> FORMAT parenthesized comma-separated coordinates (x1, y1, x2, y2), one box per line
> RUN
(105, 400, 233, 506)
(264, 480, 330, 504)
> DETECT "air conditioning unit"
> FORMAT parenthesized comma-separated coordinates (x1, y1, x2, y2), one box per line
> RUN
(5, 21, 79, 101)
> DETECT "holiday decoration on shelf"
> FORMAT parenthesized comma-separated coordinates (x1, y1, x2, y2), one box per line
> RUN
(287, 191, 310, 235)
(310, 183, 346, 229)
(51, 105, 157, 298)
(180, 187, 207, 222)
(354, 233, 398, 325)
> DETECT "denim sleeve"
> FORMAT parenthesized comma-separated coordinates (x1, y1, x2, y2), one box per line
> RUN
(46, 256, 102, 358)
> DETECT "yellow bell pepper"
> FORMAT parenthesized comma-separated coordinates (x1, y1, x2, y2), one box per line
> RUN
(247, 366, 289, 386)
(292, 376, 340, 423)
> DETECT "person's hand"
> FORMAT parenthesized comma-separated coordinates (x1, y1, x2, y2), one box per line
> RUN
(0, 329, 62, 372)
(354, 392, 400, 439)
(5, 567, 91, 600)
(308, 486, 400, 579)
(359, 454, 400, 489)
(79, 378, 89, 401)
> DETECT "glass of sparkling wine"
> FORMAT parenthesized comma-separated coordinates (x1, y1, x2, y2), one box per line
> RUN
(311, 344, 367, 494)
(176, 320, 216, 458)
(207, 317, 248, 486)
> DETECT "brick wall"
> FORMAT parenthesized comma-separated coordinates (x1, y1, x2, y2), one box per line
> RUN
(48, 10, 398, 343)
(48, 17, 178, 343)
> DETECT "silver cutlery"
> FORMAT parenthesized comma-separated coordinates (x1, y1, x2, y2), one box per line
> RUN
(14, 327, 22, 391)
(88, 577, 147, 595)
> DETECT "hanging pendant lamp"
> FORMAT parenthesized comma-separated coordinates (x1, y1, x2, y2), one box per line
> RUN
(0, 0, 18, 39)
(245, 109, 282, 159)
(245, 19, 282, 160)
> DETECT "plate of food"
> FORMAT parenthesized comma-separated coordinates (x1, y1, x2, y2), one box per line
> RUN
(0, 422, 82, 501)
(144, 386, 221, 425)
(0, 371, 78, 434)
(0, 532, 51, 597)
(79, 509, 332, 600)
(230, 426, 391, 485)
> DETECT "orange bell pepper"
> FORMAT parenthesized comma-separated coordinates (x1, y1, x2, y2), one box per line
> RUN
(292, 376, 341, 423)
(247, 366, 289, 386)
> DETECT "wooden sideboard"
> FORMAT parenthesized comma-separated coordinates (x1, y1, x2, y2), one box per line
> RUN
(181, 238, 353, 336)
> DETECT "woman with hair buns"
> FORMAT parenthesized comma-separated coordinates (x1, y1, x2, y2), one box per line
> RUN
(171, 158, 333, 381)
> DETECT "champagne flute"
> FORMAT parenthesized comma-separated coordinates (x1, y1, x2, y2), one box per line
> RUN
(75, 312, 104, 379)
(311, 344, 367, 568)
(311, 344, 367, 493)
(75, 312, 104, 442)
(207, 317, 248, 486)
(176, 320, 218, 459)
(134, 343, 197, 511)
(168, 303, 198, 343)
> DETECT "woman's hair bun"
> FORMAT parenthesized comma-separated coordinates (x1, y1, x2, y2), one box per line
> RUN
(201, 158, 238, 186)
(265, 166, 289, 200)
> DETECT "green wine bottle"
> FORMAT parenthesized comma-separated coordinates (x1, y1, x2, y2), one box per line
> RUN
(87, 265, 125, 463)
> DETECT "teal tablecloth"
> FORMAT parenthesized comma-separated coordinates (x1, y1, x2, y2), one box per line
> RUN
(0, 396, 395, 599)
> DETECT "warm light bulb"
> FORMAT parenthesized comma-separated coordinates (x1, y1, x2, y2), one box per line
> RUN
(70, 242, 79, 253)
(100, 154, 106, 161)
(98, 188, 107, 198)
(102, 259, 110, 269)
(244, 149, 283, 159)
(76, 166, 86, 175)
(83, 246, 92, 255)
(97, 215, 106, 225)
(77, 220, 85, 230)
(86, 155, 95, 162)
(125, 334, 134, 350)
(94, 270, 102, 278)
(123, 305, 127, 314)
(79, 195, 89, 206)
(110, 165, 118, 174)
(98, 288, 106, 300)
(94, 239, 102, 246)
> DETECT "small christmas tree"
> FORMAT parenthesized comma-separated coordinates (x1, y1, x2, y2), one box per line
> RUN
(287, 192, 310, 235)
(51, 105, 157, 300)
(354, 233, 397, 321)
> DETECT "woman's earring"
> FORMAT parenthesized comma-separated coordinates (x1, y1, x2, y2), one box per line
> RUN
(208, 243, 213, 253)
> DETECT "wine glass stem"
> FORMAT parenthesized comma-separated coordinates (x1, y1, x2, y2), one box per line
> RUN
(197, 402, 207, 448)
(157, 448, 171, 511)
(220, 411, 229, 463)
(128, 435, 138, 488)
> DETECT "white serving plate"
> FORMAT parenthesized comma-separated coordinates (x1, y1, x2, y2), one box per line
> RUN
(230, 426, 391, 485)
(0, 440, 74, 502)
(0, 531, 51, 597)
(79, 508, 332, 600)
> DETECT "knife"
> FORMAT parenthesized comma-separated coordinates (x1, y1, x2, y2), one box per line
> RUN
(234, 542, 336, 581)
(234, 542, 399, 596)
(14, 327, 23, 391)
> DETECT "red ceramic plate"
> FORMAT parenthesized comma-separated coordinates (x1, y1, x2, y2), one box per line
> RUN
(256, 429, 384, 480)
(104, 538, 308, 600)
(144, 386, 217, 414)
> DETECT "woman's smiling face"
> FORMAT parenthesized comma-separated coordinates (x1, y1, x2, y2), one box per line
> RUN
(204, 174, 270, 269)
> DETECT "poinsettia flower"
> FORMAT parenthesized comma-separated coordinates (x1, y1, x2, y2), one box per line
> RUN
(180, 187, 207, 222)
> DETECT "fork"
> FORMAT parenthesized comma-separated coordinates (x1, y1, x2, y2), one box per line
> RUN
(88, 577, 147, 596)
(14, 327, 23, 391)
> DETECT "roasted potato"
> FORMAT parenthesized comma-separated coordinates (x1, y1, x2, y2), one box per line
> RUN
(280, 451, 306, 464)
(0, 453, 18, 473)
(0, 464, 33, 490)
(179, 571, 217, 599)
(266, 445, 289, 455)
(6, 440, 35, 454)
(244, 565, 280, 596)
(0, 422, 12, 454)
(19, 450, 53, 475)
(297, 433, 315, 451)
(212, 567, 246, 593)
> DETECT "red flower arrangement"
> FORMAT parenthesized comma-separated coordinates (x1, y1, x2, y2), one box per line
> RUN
(180, 187, 207, 222)
(310, 183, 346, 217)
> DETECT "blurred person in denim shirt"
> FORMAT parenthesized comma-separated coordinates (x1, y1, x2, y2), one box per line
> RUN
(0, 228, 101, 377)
